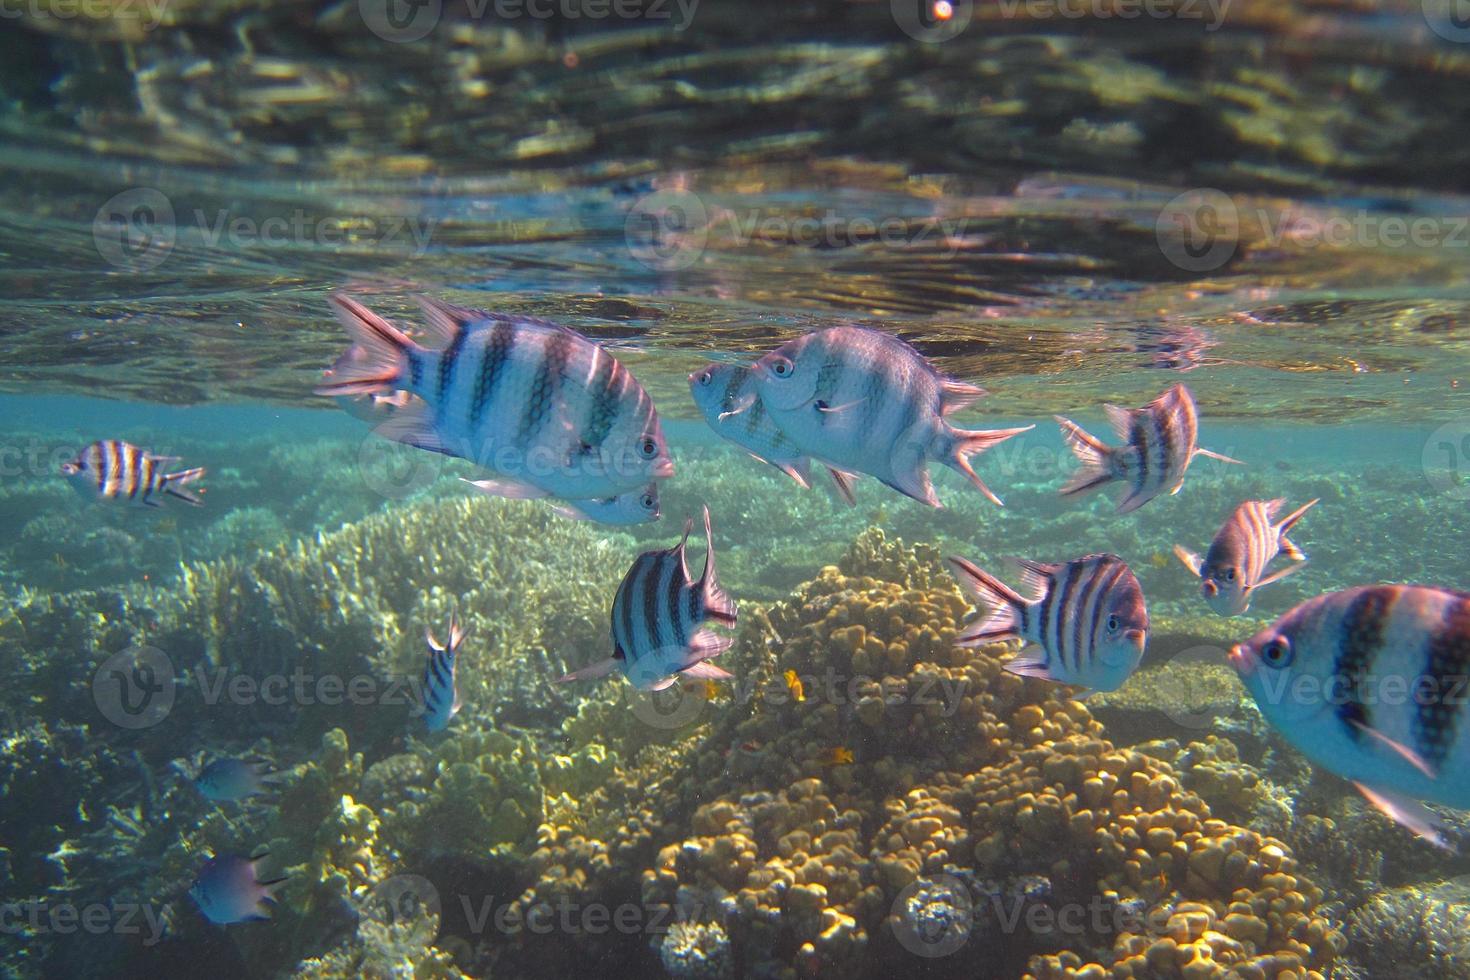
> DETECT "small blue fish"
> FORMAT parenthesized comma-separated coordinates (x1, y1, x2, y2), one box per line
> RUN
(463, 478, 660, 526)
(422, 614, 466, 732)
(61, 440, 205, 508)
(1055, 384, 1240, 514)
(1232, 585, 1470, 850)
(688, 362, 858, 504)
(194, 758, 278, 803)
(557, 505, 736, 692)
(750, 326, 1031, 507)
(948, 553, 1148, 695)
(1174, 498, 1318, 615)
(189, 852, 288, 925)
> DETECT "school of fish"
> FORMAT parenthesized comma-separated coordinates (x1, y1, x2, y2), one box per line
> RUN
(62, 292, 1470, 925)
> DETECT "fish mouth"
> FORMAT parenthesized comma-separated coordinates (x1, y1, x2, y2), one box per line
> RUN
(1201, 580, 1219, 598)
(1227, 644, 1252, 672)
(1124, 629, 1147, 656)
(652, 458, 675, 479)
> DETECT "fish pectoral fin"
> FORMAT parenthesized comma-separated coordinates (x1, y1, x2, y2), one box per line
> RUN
(717, 391, 757, 420)
(1353, 781, 1454, 851)
(372, 400, 453, 455)
(1172, 545, 1203, 577)
(814, 397, 867, 414)
(1349, 718, 1438, 778)
(647, 676, 680, 692)
(1194, 447, 1244, 465)
(825, 467, 858, 506)
(461, 477, 550, 500)
(1002, 651, 1057, 682)
(556, 658, 620, 683)
(679, 660, 733, 680)
(939, 378, 986, 415)
(1252, 562, 1305, 589)
(686, 629, 735, 661)
(550, 501, 595, 520)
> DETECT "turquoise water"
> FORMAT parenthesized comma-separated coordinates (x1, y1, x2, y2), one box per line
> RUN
(6, 5, 1470, 979)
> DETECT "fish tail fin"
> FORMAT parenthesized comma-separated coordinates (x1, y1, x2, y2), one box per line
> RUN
(313, 294, 415, 396)
(943, 423, 1034, 507)
(1054, 415, 1116, 496)
(947, 556, 1026, 644)
(160, 467, 206, 505)
(699, 505, 737, 626)
(1276, 498, 1318, 560)
(1172, 544, 1203, 577)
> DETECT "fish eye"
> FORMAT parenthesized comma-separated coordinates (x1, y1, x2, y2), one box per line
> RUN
(1224, 568, 1237, 582)
(1106, 614, 1121, 632)
(698, 371, 712, 386)
(1260, 636, 1294, 668)
(640, 492, 656, 509)
(771, 357, 793, 377)
(639, 438, 659, 459)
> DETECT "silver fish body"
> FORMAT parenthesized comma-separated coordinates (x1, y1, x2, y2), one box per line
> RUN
(316, 295, 673, 501)
(1232, 585, 1470, 847)
(949, 553, 1148, 694)
(61, 440, 205, 507)
(1175, 498, 1317, 615)
(1055, 383, 1239, 514)
(749, 326, 1030, 507)
(688, 362, 857, 504)
(195, 759, 275, 802)
(557, 505, 737, 692)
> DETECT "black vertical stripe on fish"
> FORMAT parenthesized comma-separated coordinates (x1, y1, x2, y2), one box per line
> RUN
(616, 555, 652, 664)
(582, 352, 624, 449)
(1049, 564, 1076, 671)
(407, 349, 425, 390)
(125, 444, 143, 500)
(469, 319, 515, 431)
(519, 330, 574, 445)
(1156, 400, 1178, 488)
(437, 323, 468, 402)
(1071, 560, 1113, 672)
(664, 553, 687, 648)
(643, 555, 673, 657)
(1413, 596, 1470, 770)
(1334, 587, 1394, 739)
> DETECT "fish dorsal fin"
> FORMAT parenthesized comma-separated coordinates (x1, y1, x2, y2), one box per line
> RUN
(1172, 545, 1203, 577)
(675, 515, 695, 580)
(940, 379, 986, 415)
(1103, 403, 1134, 441)
(1011, 558, 1057, 600)
(415, 296, 493, 348)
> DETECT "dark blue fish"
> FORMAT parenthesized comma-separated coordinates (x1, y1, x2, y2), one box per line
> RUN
(189, 852, 287, 925)
(194, 758, 278, 803)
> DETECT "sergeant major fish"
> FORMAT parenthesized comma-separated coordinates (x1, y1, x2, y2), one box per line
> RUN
(61, 440, 205, 507)
(189, 852, 288, 925)
(557, 505, 736, 692)
(750, 326, 1032, 507)
(1231, 585, 1470, 849)
(948, 553, 1149, 695)
(422, 613, 466, 733)
(1174, 498, 1318, 615)
(688, 362, 858, 504)
(1054, 383, 1240, 514)
(314, 294, 673, 502)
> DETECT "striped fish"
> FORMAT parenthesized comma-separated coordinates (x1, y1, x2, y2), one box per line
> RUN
(1054, 383, 1240, 514)
(750, 326, 1032, 507)
(1174, 498, 1318, 616)
(688, 362, 858, 505)
(60, 440, 205, 507)
(948, 553, 1149, 695)
(557, 505, 737, 692)
(1231, 585, 1470, 849)
(421, 614, 466, 733)
(315, 294, 673, 502)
